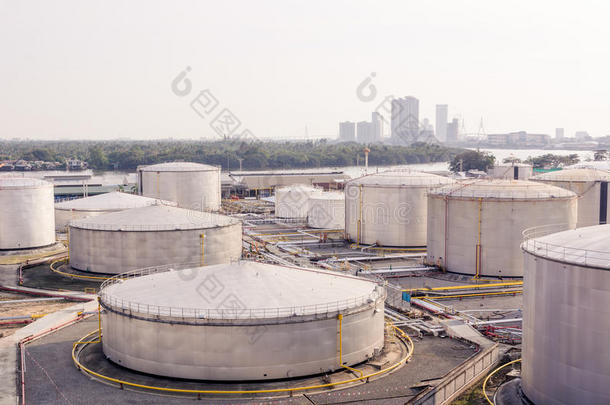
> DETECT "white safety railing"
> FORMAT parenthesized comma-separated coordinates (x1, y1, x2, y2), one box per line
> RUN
(522, 224, 610, 269)
(99, 263, 386, 320)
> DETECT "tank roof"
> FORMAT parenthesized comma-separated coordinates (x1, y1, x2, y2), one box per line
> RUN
(531, 168, 610, 182)
(55, 192, 175, 211)
(139, 162, 219, 172)
(522, 224, 610, 269)
(309, 191, 345, 200)
(100, 261, 383, 319)
(347, 170, 455, 187)
(276, 184, 320, 192)
(429, 179, 577, 200)
(70, 204, 239, 231)
(0, 177, 52, 190)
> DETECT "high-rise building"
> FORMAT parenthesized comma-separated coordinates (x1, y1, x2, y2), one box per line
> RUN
(356, 121, 372, 143)
(555, 128, 564, 140)
(446, 118, 459, 143)
(435, 104, 448, 142)
(391, 96, 419, 141)
(339, 121, 356, 142)
(371, 112, 382, 142)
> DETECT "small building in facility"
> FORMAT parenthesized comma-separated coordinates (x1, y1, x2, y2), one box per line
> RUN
(487, 163, 533, 180)
(427, 180, 577, 277)
(99, 261, 385, 380)
(69, 205, 241, 274)
(0, 177, 55, 250)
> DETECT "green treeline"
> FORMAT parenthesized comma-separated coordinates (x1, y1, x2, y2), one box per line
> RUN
(0, 140, 466, 171)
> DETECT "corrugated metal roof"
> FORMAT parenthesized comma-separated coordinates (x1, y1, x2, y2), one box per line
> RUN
(139, 162, 219, 172)
(70, 204, 239, 231)
(55, 191, 176, 211)
(347, 170, 456, 187)
(531, 168, 610, 182)
(429, 179, 577, 199)
(101, 261, 381, 319)
(0, 177, 53, 189)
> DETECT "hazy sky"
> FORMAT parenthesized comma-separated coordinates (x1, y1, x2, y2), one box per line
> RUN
(1, 1, 609, 140)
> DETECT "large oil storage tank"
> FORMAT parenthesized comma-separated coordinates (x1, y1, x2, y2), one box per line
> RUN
(99, 261, 385, 380)
(307, 191, 345, 229)
(344, 170, 455, 246)
(137, 162, 221, 211)
(54, 192, 176, 231)
(69, 205, 241, 274)
(531, 168, 610, 227)
(275, 184, 322, 219)
(521, 224, 610, 405)
(0, 178, 55, 250)
(427, 180, 577, 277)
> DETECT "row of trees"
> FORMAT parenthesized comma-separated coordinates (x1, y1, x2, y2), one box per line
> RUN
(0, 140, 466, 171)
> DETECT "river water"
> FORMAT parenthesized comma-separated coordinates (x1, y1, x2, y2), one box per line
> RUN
(1, 148, 595, 183)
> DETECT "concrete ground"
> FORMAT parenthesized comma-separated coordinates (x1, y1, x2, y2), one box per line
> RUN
(22, 318, 476, 404)
(20, 263, 103, 292)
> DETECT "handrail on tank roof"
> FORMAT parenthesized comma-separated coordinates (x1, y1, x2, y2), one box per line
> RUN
(521, 223, 610, 269)
(99, 261, 386, 320)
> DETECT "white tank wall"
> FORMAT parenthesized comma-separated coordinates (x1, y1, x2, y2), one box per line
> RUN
(69, 223, 241, 274)
(532, 180, 608, 227)
(101, 301, 384, 380)
(307, 195, 345, 229)
(0, 181, 55, 249)
(345, 184, 430, 246)
(427, 196, 577, 276)
(139, 169, 220, 211)
(522, 252, 610, 404)
(275, 186, 321, 218)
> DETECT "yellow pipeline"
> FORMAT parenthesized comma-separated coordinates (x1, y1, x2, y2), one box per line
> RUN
(71, 326, 414, 396)
(482, 358, 522, 404)
(73, 299, 102, 346)
(337, 314, 364, 378)
(476, 198, 482, 279)
(419, 290, 522, 300)
(403, 281, 523, 293)
(50, 259, 112, 281)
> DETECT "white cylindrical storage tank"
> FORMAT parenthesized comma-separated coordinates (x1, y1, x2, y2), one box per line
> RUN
(427, 180, 578, 277)
(54, 192, 176, 231)
(138, 162, 221, 211)
(531, 168, 610, 227)
(345, 170, 455, 247)
(307, 192, 345, 229)
(0, 178, 55, 250)
(521, 224, 610, 405)
(69, 205, 241, 274)
(100, 261, 385, 380)
(487, 163, 533, 180)
(275, 185, 322, 218)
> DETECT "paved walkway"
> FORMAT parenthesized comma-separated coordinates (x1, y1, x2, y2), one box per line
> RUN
(0, 264, 96, 405)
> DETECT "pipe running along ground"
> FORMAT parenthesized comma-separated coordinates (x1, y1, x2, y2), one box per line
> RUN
(482, 358, 522, 405)
(71, 321, 413, 396)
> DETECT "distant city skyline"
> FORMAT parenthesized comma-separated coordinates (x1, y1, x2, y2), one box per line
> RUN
(2, 1, 610, 140)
